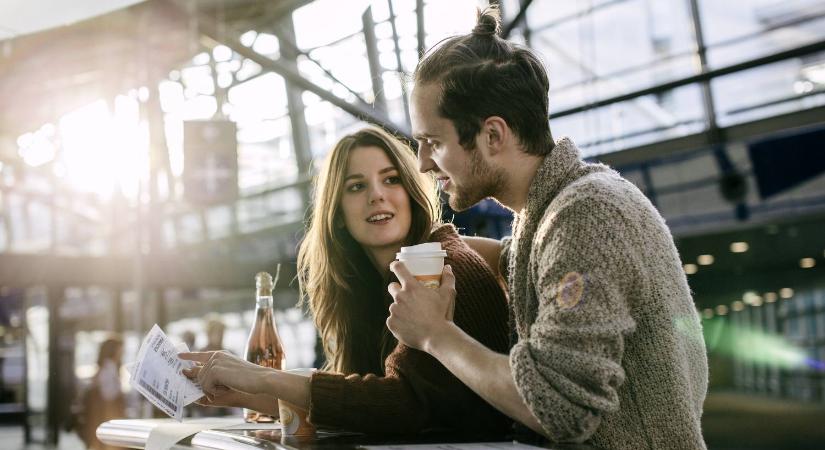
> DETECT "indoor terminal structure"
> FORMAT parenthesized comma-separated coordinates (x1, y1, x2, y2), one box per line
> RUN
(0, 0, 824, 449)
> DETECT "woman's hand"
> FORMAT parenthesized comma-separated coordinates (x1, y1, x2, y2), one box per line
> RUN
(180, 351, 273, 401)
(193, 389, 251, 408)
(194, 390, 279, 417)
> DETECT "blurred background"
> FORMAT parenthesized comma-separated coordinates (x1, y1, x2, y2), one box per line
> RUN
(0, 0, 824, 449)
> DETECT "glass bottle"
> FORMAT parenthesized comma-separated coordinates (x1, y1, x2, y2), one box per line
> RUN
(243, 269, 286, 422)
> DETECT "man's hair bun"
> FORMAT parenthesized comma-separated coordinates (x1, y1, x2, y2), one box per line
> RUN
(472, 6, 501, 37)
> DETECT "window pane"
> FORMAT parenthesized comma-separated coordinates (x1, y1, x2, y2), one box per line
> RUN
(699, 0, 825, 68)
(553, 84, 706, 157)
(712, 54, 825, 127)
(533, 0, 697, 106)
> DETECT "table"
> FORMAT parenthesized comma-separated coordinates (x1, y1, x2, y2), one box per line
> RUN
(97, 418, 598, 450)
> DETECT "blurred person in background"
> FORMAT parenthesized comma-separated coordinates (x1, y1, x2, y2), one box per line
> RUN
(181, 126, 512, 434)
(191, 317, 235, 417)
(199, 316, 226, 352)
(76, 336, 125, 450)
(181, 329, 196, 351)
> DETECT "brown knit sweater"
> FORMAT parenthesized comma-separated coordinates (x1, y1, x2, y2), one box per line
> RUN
(307, 224, 512, 434)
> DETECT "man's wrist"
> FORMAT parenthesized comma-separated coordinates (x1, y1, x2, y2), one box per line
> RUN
(423, 321, 462, 357)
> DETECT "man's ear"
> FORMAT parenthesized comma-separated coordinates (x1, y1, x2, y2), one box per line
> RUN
(482, 116, 509, 156)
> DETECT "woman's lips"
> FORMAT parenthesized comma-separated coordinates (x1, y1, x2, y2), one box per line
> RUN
(368, 216, 393, 225)
(366, 212, 394, 225)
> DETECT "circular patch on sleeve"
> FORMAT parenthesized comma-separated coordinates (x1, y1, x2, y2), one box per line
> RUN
(557, 271, 586, 309)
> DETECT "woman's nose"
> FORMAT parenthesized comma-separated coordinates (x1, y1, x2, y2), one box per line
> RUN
(368, 184, 386, 204)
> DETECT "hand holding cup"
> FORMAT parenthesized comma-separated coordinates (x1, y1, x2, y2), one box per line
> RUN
(387, 259, 457, 352)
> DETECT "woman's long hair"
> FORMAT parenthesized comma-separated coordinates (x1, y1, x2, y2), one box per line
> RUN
(297, 126, 440, 375)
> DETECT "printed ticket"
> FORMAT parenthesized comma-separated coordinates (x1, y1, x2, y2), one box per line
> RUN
(130, 324, 203, 421)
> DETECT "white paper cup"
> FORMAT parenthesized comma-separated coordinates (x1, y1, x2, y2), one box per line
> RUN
(278, 368, 316, 436)
(397, 243, 448, 289)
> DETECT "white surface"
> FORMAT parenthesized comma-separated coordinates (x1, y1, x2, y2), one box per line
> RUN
(0, 0, 145, 40)
(146, 419, 241, 450)
(97, 417, 282, 450)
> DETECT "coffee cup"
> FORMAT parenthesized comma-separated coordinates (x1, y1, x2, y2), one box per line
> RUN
(396, 243, 448, 289)
(278, 369, 316, 436)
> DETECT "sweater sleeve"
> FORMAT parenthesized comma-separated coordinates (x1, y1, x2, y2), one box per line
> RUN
(308, 228, 512, 434)
(509, 195, 639, 443)
(499, 236, 512, 282)
(308, 347, 440, 433)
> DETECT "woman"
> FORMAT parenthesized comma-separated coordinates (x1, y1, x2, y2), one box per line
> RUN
(181, 126, 510, 433)
(77, 336, 126, 450)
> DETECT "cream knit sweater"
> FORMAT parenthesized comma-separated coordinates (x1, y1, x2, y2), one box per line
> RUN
(502, 137, 708, 449)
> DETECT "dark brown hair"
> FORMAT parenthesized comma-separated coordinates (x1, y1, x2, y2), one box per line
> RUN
(413, 5, 553, 155)
(297, 126, 440, 375)
(97, 335, 123, 367)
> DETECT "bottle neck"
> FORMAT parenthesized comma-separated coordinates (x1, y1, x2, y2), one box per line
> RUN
(256, 288, 273, 308)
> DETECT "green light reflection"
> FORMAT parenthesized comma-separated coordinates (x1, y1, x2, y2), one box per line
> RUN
(701, 316, 808, 369)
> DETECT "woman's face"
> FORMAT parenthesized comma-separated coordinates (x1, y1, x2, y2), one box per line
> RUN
(339, 145, 412, 256)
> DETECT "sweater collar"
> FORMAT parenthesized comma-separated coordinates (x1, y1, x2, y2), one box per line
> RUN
(521, 137, 582, 220)
(428, 222, 459, 243)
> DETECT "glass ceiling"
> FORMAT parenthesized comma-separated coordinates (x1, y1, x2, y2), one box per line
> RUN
(3, 0, 825, 256)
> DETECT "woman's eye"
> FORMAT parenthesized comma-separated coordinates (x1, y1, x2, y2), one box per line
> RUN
(385, 176, 401, 185)
(346, 183, 364, 192)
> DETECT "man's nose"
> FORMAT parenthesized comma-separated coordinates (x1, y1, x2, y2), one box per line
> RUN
(417, 146, 435, 173)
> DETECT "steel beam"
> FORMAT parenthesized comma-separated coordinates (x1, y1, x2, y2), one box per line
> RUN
(550, 38, 825, 119)
(195, 12, 410, 138)
(687, 0, 720, 138)
(279, 14, 313, 207)
(595, 105, 825, 167)
(45, 286, 62, 446)
(416, 0, 426, 57)
(502, 0, 535, 38)
(387, 0, 412, 128)
(363, 7, 388, 112)
(0, 253, 298, 290)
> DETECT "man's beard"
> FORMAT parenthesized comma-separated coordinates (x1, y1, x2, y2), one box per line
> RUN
(447, 150, 506, 212)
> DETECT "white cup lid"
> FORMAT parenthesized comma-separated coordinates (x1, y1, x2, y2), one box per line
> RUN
(397, 243, 447, 260)
(399, 242, 443, 253)
(396, 252, 447, 260)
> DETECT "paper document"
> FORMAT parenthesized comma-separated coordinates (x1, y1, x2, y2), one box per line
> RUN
(130, 324, 203, 421)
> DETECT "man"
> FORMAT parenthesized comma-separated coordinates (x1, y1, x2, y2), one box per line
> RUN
(386, 6, 708, 450)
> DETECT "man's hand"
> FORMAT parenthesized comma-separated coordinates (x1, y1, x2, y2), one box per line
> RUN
(386, 262, 457, 352)
(180, 351, 271, 402)
(389, 260, 546, 437)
